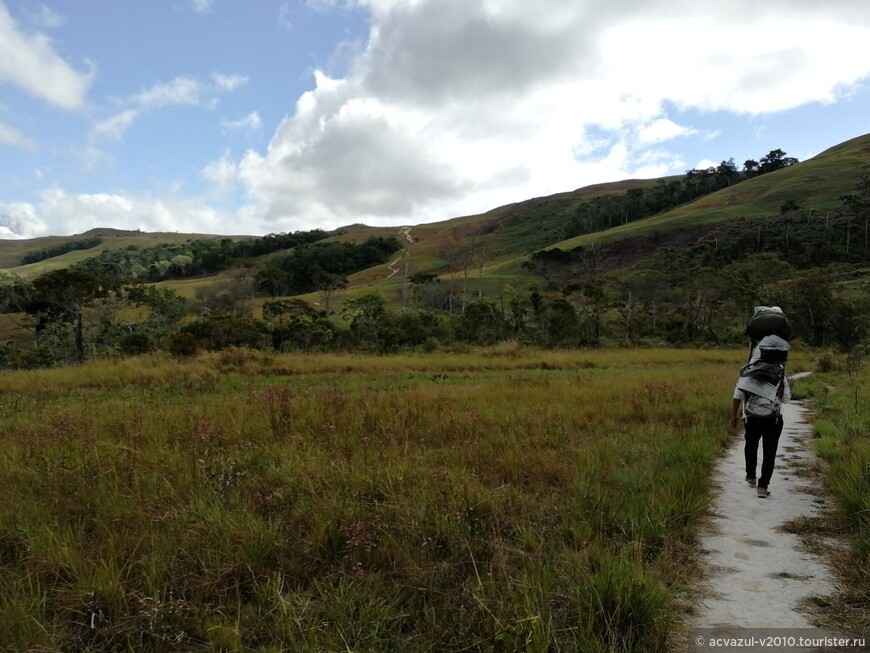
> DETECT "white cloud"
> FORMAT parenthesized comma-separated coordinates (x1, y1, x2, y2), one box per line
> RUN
(212, 72, 248, 92)
(75, 146, 112, 172)
(135, 76, 204, 109)
(191, 0, 214, 14)
(0, 188, 235, 239)
(638, 119, 698, 145)
(0, 1, 91, 109)
(0, 201, 48, 238)
(597, 14, 870, 114)
(305, 0, 344, 12)
(202, 152, 239, 194)
(28, 4, 65, 29)
(278, 3, 292, 29)
(89, 72, 248, 143)
(0, 121, 37, 150)
(91, 109, 138, 141)
(221, 111, 262, 132)
(126, 73, 245, 113)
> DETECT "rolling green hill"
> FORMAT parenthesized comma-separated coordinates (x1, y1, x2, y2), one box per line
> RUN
(1, 132, 869, 323)
(322, 133, 870, 298)
(553, 133, 870, 251)
(0, 228, 250, 278)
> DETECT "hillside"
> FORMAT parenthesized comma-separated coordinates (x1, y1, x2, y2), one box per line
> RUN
(552, 133, 870, 251)
(0, 132, 869, 358)
(308, 134, 870, 301)
(3, 135, 868, 290)
(0, 229, 250, 277)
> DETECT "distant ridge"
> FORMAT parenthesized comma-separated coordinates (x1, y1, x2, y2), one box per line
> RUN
(80, 228, 144, 237)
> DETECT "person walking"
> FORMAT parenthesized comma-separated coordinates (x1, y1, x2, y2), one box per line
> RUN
(729, 333, 791, 498)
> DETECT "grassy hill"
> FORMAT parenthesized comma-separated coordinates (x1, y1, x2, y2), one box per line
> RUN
(1, 133, 869, 311)
(0, 229, 250, 278)
(322, 134, 870, 302)
(553, 133, 870, 251)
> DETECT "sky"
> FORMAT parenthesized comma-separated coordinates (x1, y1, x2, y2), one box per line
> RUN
(1, 0, 870, 240)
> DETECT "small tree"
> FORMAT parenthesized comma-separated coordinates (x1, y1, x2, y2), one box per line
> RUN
(27, 269, 113, 363)
(780, 199, 800, 214)
(458, 300, 505, 345)
(542, 298, 579, 347)
(839, 165, 870, 216)
(195, 278, 254, 317)
(311, 267, 346, 313)
(759, 149, 798, 174)
(341, 291, 388, 346)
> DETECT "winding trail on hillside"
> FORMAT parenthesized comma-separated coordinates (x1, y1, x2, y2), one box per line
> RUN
(385, 226, 414, 279)
(685, 387, 844, 642)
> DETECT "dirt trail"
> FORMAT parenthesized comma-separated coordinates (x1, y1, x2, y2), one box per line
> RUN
(688, 399, 839, 630)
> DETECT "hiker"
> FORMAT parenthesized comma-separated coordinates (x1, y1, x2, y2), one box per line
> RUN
(729, 307, 791, 498)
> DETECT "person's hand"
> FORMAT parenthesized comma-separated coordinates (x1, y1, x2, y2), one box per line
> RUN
(728, 415, 738, 428)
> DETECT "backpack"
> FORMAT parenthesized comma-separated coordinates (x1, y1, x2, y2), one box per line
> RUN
(739, 355, 786, 420)
(743, 391, 782, 419)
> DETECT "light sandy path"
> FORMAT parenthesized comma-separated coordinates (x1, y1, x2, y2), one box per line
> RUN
(689, 399, 837, 629)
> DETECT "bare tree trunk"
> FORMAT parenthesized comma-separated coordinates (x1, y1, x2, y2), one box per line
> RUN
(473, 242, 487, 299)
(846, 216, 851, 255)
(461, 267, 469, 314)
(401, 248, 410, 310)
(459, 235, 479, 314)
(75, 305, 84, 364)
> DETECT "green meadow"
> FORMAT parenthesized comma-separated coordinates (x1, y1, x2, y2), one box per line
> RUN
(0, 346, 856, 652)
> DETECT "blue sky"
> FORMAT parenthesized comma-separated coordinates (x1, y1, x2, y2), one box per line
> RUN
(1, 0, 869, 239)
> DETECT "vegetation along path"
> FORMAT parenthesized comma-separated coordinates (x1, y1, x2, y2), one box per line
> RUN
(688, 389, 842, 634)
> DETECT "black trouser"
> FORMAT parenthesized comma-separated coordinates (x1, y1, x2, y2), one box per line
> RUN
(744, 415, 784, 488)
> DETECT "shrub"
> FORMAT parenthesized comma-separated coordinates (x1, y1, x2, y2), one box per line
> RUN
(168, 331, 199, 356)
(817, 352, 836, 373)
(173, 313, 272, 352)
(118, 331, 153, 356)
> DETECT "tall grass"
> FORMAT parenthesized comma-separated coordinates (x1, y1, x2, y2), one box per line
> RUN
(0, 347, 744, 651)
(798, 353, 870, 629)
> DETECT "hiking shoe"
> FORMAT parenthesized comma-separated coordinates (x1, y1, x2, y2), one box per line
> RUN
(746, 477, 757, 488)
(757, 486, 770, 498)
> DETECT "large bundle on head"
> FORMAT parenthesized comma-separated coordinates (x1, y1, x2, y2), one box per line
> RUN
(745, 306, 791, 343)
